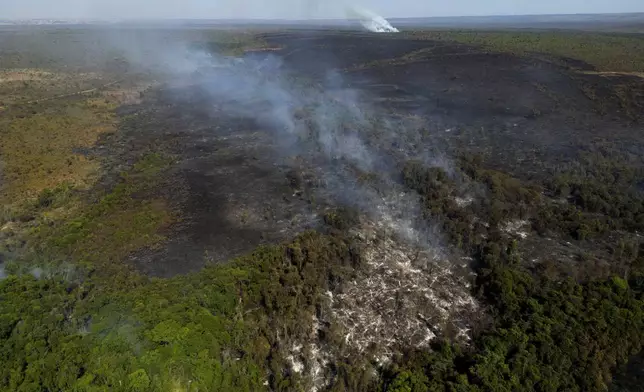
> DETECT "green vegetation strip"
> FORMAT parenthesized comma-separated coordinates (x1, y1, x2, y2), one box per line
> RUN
(410, 31, 644, 73)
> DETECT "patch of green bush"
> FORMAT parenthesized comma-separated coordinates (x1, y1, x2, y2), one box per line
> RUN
(0, 230, 362, 391)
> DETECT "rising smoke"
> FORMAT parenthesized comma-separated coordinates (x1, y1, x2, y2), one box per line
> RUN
(102, 25, 452, 272)
(345, 5, 400, 32)
(303, 0, 400, 32)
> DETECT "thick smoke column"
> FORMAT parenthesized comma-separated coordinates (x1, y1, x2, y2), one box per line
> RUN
(345, 5, 400, 33)
(303, 0, 399, 33)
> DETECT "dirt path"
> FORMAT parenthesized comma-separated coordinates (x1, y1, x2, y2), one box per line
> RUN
(21, 79, 123, 105)
(580, 70, 644, 79)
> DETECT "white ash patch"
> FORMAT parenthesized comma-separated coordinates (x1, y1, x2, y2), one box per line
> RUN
(281, 188, 481, 390)
(375, 354, 391, 367)
(1, 222, 17, 233)
(305, 314, 334, 392)
(284, 315, 334, 392)
(306, 341, 331, 390)
(454, 195, 474, 207)
(286, 344, 305, 374)
(328, 220, 478, 360)
(502, 220, 529, 239)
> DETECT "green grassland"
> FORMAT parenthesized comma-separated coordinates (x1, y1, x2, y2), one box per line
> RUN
(1, 28, 644, 392)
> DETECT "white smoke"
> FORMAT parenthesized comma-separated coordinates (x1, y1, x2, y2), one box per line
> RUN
(346, 5, 399, 33)
(303, 0, 399, 33)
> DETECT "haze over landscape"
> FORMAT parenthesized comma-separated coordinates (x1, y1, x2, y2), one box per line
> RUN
(3, 0, 644, 19)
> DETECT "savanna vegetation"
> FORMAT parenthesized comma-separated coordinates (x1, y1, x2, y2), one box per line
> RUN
(409, 30, 644, 73)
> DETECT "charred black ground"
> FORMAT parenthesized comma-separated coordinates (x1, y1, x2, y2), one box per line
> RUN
(109, 88, 319, 277)
(98, 30, 644, 278)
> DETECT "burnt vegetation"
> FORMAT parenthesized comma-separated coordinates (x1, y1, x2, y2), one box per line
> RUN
(1, 23, 644, 392)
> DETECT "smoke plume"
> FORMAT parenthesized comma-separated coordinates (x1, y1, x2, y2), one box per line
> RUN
(302, 0, 400, 33)
(345, 5, 400, 32)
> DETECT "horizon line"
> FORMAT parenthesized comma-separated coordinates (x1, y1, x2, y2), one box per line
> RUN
(2, 11, 644, 22)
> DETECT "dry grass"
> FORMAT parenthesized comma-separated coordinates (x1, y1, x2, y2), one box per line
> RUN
(0, 69, 109, 105)
(0, 69, 56, 82)
(42, 153, 176, 264)
(0, 71, 154, 204)
(0, 65, 176, 267)
(55, 198, 174, 264)
(1, 102, 113, 202)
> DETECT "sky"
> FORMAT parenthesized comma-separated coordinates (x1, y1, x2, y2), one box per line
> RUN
(1, 0, 643, 20)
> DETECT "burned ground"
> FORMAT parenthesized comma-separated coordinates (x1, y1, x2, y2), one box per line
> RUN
(98, 30, 644, 278)
(268, 31, 644, 177)
(101, 88, 318, 277)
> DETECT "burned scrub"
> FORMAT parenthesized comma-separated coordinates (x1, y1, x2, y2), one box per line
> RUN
(266, 31, 644, 182)
(79, 32, 484, 387)
(331, 220, 478, 353)
(252, 31, 644, 392)
(5, 27, 644, 392)
(262, 29, 644, 279)
(105, 29, 644, 377)
(108, 87, 319, 277)
(107, 43, 441, 278)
